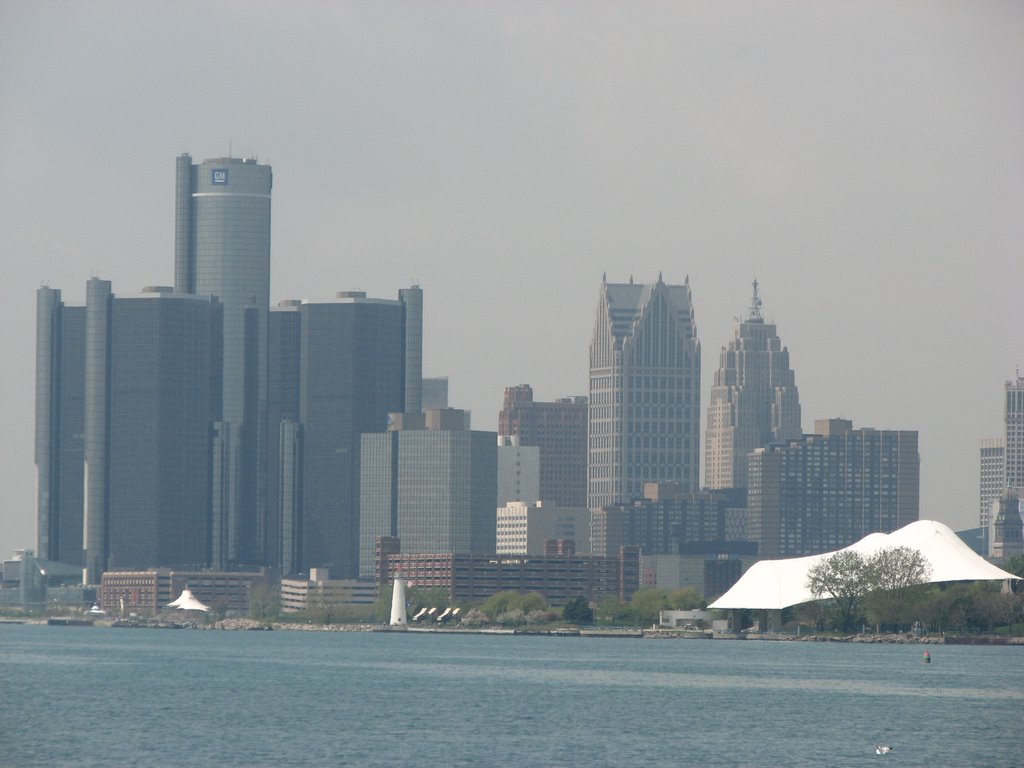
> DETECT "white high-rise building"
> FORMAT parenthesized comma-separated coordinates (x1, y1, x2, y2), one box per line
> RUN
(497, 436, 540, 507)
(588, 274, 701, 508)
(705, 281, 802, 490)
(979, 437, 1005, 530)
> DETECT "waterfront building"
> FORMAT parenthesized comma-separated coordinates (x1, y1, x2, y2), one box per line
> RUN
(979, 438, 1005, 532)
(704, 280, 801, 490)
(497, 436, 540, 507)
(588, 275, 701, 508)
(279, 568, 376, 613)
(100, 568, 269, 616)
(359, 409, 497, 579)
(175, 153, 272, 568)
(35, 289, 85, 568)
(496, 500, 591, 556)
(379, 547, 640, 604)
(747, 419, 919, 559)
(499, 385, 588, 507)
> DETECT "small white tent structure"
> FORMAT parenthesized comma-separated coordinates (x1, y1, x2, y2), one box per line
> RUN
(166, 588, 210, 613)
(709, 519, 1020, 611)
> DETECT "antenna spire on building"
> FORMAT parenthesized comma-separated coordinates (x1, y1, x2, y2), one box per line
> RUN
(749, 278, 763, 321)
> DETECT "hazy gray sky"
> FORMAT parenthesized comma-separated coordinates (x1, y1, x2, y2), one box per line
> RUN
(2, 1, 1022, 552)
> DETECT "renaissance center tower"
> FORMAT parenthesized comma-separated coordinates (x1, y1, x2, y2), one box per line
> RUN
(175, 153, 272, 567)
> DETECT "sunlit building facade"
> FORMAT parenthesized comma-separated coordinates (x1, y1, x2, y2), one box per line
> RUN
(588, 275, 701, 508)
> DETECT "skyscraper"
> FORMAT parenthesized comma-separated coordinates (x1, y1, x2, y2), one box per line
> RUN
(175, 153, 272, 567)
(266, 300, 302, 571)
(359, 410, 498, 579)
(588, 275, 701, 508)
(297, 292, 407, 578)
(1005, 373, 1024, 493)
(979, 438, 1005, 530)
(35, 289, 85, 567)
(705, 280, 801, 490)
(498, 384, 588, 507)
(747, 419, 919, 559)
(37, 280, 223, 581)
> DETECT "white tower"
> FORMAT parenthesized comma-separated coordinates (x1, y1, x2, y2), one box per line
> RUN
(389, 576, 408, 626)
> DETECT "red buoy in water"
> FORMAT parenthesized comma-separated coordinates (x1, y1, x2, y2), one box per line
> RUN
(923, 650, 931, 664)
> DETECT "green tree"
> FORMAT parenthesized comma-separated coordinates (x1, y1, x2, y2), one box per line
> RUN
(629, 587, 670, 626)
(480, 591, 549, 622)
(862, 546, 932, 631)
(248, 582, 280, 622)
(562, 596, 594, 625)
(409, 586, 451, 612)
(667, 587, 705, 610)
(1003, 555, 1024, 580)
(806, 550, 870, 632)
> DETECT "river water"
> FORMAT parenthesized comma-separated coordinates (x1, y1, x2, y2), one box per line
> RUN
(1, 624, 1021, 767)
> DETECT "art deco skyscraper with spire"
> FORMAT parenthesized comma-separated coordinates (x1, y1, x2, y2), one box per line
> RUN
(588, 274, 701, 508)
(705, 280, 801, 490)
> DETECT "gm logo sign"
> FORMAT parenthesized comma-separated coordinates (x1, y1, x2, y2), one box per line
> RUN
(211, 168, 229, 185)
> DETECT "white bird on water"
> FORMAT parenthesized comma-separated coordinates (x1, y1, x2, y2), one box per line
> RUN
(875, 745, 894, 755)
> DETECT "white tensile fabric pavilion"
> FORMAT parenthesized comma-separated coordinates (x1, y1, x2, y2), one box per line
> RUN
(709, 519, 1020, 611)
(166, 588, 210, 612)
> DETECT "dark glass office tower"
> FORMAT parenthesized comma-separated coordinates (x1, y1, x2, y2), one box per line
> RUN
(298, 293, 406, 577)
(35, 288, 86, 567)
(266, 301, 302, 572)
(175, 153, 272, 567)
(104, 288, 223, 570)
(40, 280, 223, 582)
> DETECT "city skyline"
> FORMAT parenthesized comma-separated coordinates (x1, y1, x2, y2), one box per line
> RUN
(2, 3, 1022, 550)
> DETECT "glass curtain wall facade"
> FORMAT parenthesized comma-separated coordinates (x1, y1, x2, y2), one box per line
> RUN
(35, 289, 86, 567)
(104, 290, 222, 570)
(39, 280, 223, 582)
(360, 426, 498, 579)
(266, 302, 302, 570)
(298, 295, 405, 577)
(175, 153, 271, 568)
(588, 275, 701, 508)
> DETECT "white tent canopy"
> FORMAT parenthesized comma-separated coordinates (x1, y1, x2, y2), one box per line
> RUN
(709, 519, 1020, 611)
(166, 588, 210, 612)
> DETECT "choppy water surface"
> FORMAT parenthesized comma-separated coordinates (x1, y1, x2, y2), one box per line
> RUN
(2, 624, 1021, 767)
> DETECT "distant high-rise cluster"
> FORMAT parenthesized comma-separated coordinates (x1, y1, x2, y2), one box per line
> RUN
(36, 153, 438, 583)
(35, 153, 932, 601)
